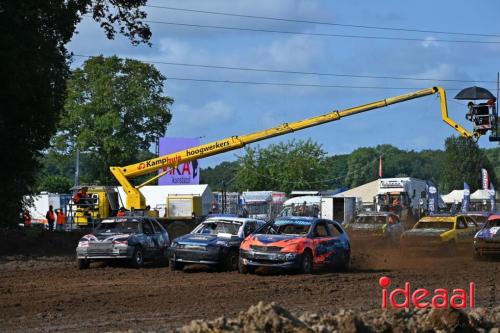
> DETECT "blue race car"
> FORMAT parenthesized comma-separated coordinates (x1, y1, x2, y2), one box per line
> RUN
(473, 213, 500, 260)
(168, 217, 266, 271)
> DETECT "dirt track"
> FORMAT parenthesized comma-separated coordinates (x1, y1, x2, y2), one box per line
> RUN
(0, 247, 498, 332)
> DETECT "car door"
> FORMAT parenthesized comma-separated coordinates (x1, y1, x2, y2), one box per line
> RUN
(141, 219, 156, 257)
(311, 220, 333, 265)
(150, 219, 168, 255)
(455, 217, 472, 243)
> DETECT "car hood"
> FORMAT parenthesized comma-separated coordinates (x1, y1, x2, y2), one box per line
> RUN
(82, 233, 130, 242)
(476, 226, 500, 239)
(175, 233, 240, 246)
(348, 224, 385, 232)
(403, 229, 446, 237)
(249, 234, 303, 245)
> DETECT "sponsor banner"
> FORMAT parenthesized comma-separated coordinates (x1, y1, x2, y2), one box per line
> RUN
(490, 182, 496, 212)
(158, 137, 200, 185)
(462, 182, 470, 213)
(426, 180, 438, 214)
(481, 168, 490, 190)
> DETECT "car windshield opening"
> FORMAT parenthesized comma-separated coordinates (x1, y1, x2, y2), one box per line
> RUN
(195, 221, 241, 235)
(415, 221, 454, 230)
(486, 219, 500, 228)
(355, 216, 387, 224)
(96, 220, 139, 233)
(273, 221, 311, 235)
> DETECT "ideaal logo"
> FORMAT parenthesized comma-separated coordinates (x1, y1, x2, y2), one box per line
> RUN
(379, 276, 475, 309)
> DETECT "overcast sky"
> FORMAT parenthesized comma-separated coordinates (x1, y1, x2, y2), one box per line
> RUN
(68, 0, 500, 167)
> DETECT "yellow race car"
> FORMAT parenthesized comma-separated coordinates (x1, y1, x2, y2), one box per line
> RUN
(400, 214, 480, 254)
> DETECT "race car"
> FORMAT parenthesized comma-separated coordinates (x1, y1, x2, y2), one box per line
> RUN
(239, 217, 350, 274)
(462, 211, 493, 228)
(344, 212, 404, 247)
(168, 217, 266, 271)
(473, 213, 500, 260)
(76, 216, 170, 269)
(400, 214, 480, 254)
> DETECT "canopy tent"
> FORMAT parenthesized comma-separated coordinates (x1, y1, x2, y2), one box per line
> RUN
(471, 189, 498, 201)
(441, 190, 465, 204)
(334, 180, 379, 203)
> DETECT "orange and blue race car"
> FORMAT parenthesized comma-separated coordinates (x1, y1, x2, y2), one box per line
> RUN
(239, 216, 350, 274)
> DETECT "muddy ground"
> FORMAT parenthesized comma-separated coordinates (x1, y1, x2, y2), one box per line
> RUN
(0, 243, 498, 332)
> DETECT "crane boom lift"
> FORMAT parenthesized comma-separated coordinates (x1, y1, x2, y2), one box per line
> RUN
(110, 86, 476, 211)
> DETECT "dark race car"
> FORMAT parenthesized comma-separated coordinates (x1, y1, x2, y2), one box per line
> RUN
(344, 212, 404, 247)
(76, 216, 170, 269)
(463, 211, 493, 228)
(168, 217, 266, 271)
(239, 217, 350, 274)
(473, 213, 500, 260)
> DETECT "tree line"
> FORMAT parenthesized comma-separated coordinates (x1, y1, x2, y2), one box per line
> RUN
(201, 138, 499, 194)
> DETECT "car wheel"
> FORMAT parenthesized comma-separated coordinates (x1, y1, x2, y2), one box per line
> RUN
(238, 258, 254, 274)
(130, 246, 144, 268)
(338, 252, 351, 271)
(473, 249, 484, 261)
(169, 260, 184, 271)
(223, 249, 239, 271)
(300, 250, 313, 274)
(77, 259, 90, 270)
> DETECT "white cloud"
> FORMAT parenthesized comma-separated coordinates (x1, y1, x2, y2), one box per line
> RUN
(170, 100, 234, 135)
(421, 37, 439, 48)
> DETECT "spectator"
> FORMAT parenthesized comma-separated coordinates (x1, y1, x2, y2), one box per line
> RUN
(117, 207, 126, 217)
(45, 205, 55, 231)
(22, 210, 31, 228)
(55, 209, 66, 231)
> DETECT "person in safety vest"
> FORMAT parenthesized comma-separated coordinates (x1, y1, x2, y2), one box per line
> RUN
(45, 205, 55, 231)
(56, 209, 66, 231)
(22, 210, 31, 228)
(73, 186, 90, 207)
(116, 207, 126, 217)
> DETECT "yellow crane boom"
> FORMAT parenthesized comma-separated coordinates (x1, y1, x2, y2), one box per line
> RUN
(111, 86, 475, 210)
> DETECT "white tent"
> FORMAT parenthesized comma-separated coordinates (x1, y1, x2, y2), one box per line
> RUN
(471, 189, 498, 201)
(118, 184, 214, 216)
(334, 180, 379, 203)
(441, 190, 465, 204)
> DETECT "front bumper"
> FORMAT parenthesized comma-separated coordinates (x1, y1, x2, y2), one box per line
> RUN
(168, 246, 223, 265)
(76, 246, 132, 260)
(239, 249, 301, 269)
(474, 239, 500, 254)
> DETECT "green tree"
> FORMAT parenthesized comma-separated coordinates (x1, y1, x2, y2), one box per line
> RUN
(53, 56, 173, 184)
(200, 161, 240, 192)
(441, 136, 494, 192)
(1, 1, 151, 227)
(234, 140, 329, 194)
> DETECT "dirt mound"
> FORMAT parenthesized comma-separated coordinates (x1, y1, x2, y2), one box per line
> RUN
(0, 229, 84, 256)
(178, 302, 500, 333)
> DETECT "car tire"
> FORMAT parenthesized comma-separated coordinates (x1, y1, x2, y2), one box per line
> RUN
(77, 259, 90, 270)
(338, 252, 351, 271)
(223, 249, 239, 271)
(473, 249, 484, 261)
(169, 260, 184, 271)
(130, 246, 144, 268)
(238, 259, 254, 274)
(300, 250, 313, 274)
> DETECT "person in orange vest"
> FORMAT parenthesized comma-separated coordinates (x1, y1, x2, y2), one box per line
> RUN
(45, 205, 55, 231)
(55, 209, 66, 231)
(116, 207, 126, 217)
(22, 210, 31, 228)
(73, 186, 90, 207)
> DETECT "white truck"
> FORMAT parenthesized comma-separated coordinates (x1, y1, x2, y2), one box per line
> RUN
(320, 197, 356, 224)
(241, 191, 286, 221)
(375, 177, 427, 226)
(279, 195, 356, 224)
(23, 192, 70, 229)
